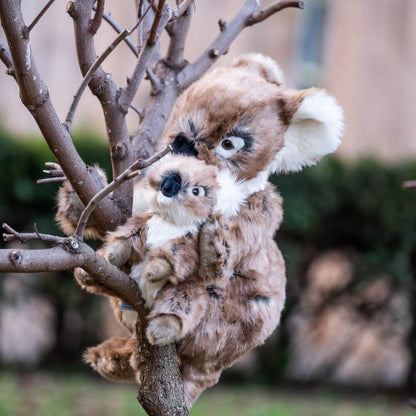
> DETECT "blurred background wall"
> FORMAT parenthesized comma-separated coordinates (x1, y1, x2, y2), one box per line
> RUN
(1, 0, 416, 396)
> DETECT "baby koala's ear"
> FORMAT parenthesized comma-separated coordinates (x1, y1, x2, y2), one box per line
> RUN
(230, 53, 284, 86)
(271, 88, 344, 174)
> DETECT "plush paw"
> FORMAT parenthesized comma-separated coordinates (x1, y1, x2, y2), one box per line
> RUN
(74, 267, 117, 296)
(146, 315, 181, 346)
(144, 258, 172, 283)
(139, 278, 167, 308)
(83, 336, 138, 383)
(74, 267, 99, 287)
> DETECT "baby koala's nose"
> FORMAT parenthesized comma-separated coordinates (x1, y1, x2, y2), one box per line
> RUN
(160, 172, 182, 197)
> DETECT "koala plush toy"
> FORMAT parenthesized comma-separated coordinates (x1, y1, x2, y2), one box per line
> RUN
(57, 54, 344, 406)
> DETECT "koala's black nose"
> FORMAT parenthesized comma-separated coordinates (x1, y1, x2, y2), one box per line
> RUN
(172, 133, 198, 157)
(160, 173, 182, 197)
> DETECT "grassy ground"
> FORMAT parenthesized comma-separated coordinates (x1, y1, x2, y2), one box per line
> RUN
(0, 372, 413, 416)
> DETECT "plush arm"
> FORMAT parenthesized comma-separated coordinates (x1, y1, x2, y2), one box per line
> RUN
(56, 165, 109, 240)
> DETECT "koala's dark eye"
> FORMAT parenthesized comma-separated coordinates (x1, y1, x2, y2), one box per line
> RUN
(215, 136, 245, 159)
(221, 139, 234, 150)
(191, 186, 205, 197)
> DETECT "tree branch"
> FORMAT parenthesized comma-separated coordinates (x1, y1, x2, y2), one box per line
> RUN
(27, 0, 56, 33)
(0, 222, 189, 415)
(0, 38, 15, 78)
(247, 0, 304, 25)
(0, 0, 125, 234)
(89, 0, 104, 34)
(67, 0, 134, 208)
(178, 0, 303, 89)
(75, 145, 172, 239)
(118, 0, 169, 111)
(2, 223, 67, 244)
(98, 7, 139, 57)
(166, 0, 193, 69)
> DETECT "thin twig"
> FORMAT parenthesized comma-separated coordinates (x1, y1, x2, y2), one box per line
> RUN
(2, 223, 67, 245)
(170, 0, 194, 21)
(74, 146, 172, 239)
(98, 9, 139, 56)
(178, 0, 303, 89)
(118, 0, 169, 111)
(247, 0, 305, 25)
(0, 39, 15, 77)
(89, 0, 105, 34)
(146, 66, 163, 93)
(148, 0, 167, 46)
(37, 177, 67, 184)
(403, 180, 416, 189)
(27, 0, 56, 32)
(129, 104, 144, 121)
(64, 5, 153, 131)
(166, 0, 193, 67)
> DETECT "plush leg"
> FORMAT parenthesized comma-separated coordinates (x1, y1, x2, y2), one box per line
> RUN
(84, 336, 138, 383)
(181, 365, 221, 408)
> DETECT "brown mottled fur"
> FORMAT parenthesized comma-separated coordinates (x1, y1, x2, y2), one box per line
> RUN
(56, 54, 343, 407)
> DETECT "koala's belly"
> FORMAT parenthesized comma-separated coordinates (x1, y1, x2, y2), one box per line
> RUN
(177, 241, 285, 373)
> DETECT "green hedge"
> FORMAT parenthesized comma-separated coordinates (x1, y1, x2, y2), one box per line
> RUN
(1, 127, 416, 376)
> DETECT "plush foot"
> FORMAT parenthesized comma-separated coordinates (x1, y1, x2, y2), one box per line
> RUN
(144, 258, 172, 283)
(140, 258, 172, 307)
(74, 267, 117, 297)
(146, 315, 181, 346)
(83, 336, 138, 383)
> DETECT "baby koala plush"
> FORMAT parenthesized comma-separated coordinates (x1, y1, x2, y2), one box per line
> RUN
(56, 54, 344, 406)
(77, 155, 220, 345)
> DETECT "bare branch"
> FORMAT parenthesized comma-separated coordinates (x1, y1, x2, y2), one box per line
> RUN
(89, 0, 104, 35)
(247, 0, 304, 25)
(65, 4, 154, 132)
(178, 0, 303, 89)
(403, 180, 416, 189)
(68, 0, 134, 207)
(129, 104, 144, 121)
(2, 223, 67, 244)
(98, 7, 139, 57)
(27, 0, 56, 33)
(0, 0, 125, 233)
(166, 0, 193, 68)
(37, 176, 67, 184)
(64, 27, 129, 131)
(118, 0, 170, 111)
(148, 0, 167, 46)
(146, 66, 163, 93)
(170, 0, 194, 21)
(75, 146, 172, 239)
(0, 38, 15, 77)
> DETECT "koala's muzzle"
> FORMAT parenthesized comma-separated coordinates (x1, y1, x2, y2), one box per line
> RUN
(160, 172, 182, 197)
(172, 134, 198, 158)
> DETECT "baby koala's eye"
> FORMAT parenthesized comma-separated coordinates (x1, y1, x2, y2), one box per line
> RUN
(191, 186, 205, 197)
(215, 136, 245, 159)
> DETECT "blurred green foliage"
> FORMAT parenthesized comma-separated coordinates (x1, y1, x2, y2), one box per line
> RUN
(272, 157, 416, 288)
(1, 126, 416, 381)
(0, 126, 111, 239)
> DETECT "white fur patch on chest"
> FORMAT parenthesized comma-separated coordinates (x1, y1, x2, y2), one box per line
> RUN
(214, 169, 269, 218)
(145, 215, 198, 249)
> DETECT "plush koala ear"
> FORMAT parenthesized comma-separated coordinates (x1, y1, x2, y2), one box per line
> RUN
(271, 88, 344, 173)
(230, 53, 284, 86)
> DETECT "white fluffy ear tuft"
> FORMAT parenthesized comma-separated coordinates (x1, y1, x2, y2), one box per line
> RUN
(271, 90, 344, 173)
